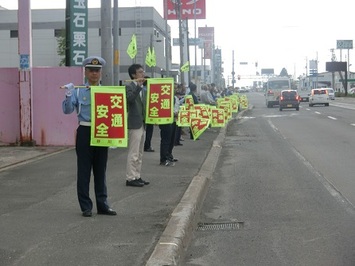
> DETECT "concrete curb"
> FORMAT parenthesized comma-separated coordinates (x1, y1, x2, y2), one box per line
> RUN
(146, 106, 252, 266)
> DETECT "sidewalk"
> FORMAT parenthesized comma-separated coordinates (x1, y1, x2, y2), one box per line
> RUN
(0, 109, 249, 266)
(0, 145, 72, 170)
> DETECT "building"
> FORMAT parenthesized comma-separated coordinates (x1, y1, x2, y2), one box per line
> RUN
(0, 6, 174, 84)
(298, 71, 355, 92)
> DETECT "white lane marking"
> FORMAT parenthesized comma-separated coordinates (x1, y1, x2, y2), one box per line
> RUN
(331, 102, 355, 110)
(351, 124, 355, 127)
(263, 114, 299, 118)
(267, 114, 355, 216)
(328, 116, 337, 120)
(315, 111, 321, 114)
(290, 145, 355, 216)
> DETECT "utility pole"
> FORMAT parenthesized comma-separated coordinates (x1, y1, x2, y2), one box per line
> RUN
(113, 0, 120, 85)
(150, 33, 154, 78)
(101, 0, 113, 85)
(315, 52, 319, 89)
(186, 19, 191, 85)
(18, 0, 35, 145)
(163, 0, 170, 77)
(177, 0, 185, 85)
(193, 0, 197, 83)
(231, 50, 235, 88)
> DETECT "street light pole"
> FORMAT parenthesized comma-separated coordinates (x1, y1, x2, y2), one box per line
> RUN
(100, 0, 112, 85)
(150, 33, 154, 78)
(193, 0, 197, 83)
(177, 0, 185, 85)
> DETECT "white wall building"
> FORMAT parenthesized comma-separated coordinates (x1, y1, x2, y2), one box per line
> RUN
(0, 6, 175, 84)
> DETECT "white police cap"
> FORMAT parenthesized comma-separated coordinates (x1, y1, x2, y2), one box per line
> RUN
(82, 56, 106, 68)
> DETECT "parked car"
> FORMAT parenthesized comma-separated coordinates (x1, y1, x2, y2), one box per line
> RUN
(309, 88, 330, 107)
(279, 90, 300, 111)
(349, 88, 355, 95)
(326, 88, 335, 100)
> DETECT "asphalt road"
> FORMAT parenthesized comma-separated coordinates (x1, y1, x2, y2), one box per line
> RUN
(0, 123, 223, 266)
(183, 93, 355, 266)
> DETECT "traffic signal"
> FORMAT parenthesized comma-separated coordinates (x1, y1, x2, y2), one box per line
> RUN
(237, 75, 241, 80)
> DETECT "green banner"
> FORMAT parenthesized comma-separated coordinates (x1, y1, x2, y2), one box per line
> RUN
(190, 117, 210, 140)
(65, 0, 88, 66)
(240, 95, 249, 109)
(210, 106, 225, 127)
(127, 34, 137, 59)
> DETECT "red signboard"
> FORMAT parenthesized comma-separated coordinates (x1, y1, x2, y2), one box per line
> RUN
(164, 0, 206, 20)
(146, 78, 174, 125)
(93, 93, 125, 139)
(90, 86, 128, 147)
(198, 27, 214, 60)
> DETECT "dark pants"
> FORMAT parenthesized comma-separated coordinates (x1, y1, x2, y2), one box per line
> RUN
(168, 122, 177, 159)
(76, 126, 109, 212)
(144, 124, 154, 150)
(159, 123, 173, 163)
(174, 125, 182, 144)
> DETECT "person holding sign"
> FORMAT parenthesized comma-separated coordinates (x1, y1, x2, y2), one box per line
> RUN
(125, 64, 150, 187)
(61, 56, 117, 217)
(143, 76, 155, 153)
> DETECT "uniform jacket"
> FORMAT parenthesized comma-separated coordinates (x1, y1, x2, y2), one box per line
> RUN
(188, 91, 199, 104)
(126, 81, 146, 129)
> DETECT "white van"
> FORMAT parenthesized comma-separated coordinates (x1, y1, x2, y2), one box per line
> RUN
(265, 77, 291, 108)
(325, 88, 335, 100)
(309, 89, 330, 107)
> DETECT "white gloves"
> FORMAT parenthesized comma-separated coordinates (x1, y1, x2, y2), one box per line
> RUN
(63, 83, 74, 97)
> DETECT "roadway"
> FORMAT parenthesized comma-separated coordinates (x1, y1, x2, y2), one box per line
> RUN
(184, 93, 355, 265)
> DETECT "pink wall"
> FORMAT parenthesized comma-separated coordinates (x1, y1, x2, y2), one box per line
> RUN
(0, 67, 84, 146)
(32, 67, 84, 145)
(0, 68, 20, 144)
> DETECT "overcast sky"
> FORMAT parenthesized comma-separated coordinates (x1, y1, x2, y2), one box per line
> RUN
(1, 0, 355, 85)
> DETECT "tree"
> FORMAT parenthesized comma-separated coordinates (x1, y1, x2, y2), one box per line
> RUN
(56, 29, 66, 66)
(279, 68, 289, 77)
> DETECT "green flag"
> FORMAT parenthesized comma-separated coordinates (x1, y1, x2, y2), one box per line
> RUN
(151, 47, 157, 67)
(145, 47, 156, 67)
(180, 61, 190, 72)
(127, 34, 137, 59)
(145, 47, 153, 67)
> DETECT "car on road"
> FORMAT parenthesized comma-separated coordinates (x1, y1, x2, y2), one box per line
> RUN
(279, 89, 300, 111)
(309, 88, 330, 107)
(325, 88, 335, 100)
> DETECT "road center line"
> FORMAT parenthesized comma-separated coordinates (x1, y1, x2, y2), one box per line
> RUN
(328, 116, 337, 120)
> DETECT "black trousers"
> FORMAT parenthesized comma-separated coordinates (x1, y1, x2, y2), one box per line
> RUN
(174, 125, 182, 144)
(144, 124, 154, 150)
(168, 122, 177, 158)
(159, 123, 173, 162)
(76, 126, 109, 212)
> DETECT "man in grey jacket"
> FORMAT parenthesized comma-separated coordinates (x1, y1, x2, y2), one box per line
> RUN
(125, 64, 150, 187)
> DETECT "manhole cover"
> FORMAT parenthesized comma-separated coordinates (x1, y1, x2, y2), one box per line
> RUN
(197, 222, 244, 231)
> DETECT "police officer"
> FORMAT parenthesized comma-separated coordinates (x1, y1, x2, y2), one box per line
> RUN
(61, 56, 117, 217)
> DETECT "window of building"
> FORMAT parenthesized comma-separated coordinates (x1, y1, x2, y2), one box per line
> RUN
(10, 30, 18, 38)
(99, 28, 120, 36)
(54, 29, 64, 37)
